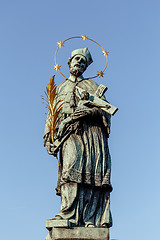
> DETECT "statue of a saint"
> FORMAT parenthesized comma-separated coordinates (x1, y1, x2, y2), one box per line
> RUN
(44, 48, 113, 228)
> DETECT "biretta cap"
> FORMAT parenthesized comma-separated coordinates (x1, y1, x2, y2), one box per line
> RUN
(70, 47, 93, 66)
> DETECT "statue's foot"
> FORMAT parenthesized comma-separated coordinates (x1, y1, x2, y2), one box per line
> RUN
(101, 223, 109, 228)
(51, 215, 63, 220)
(69, 219, 76, 224)
(85, 222, 95, 228)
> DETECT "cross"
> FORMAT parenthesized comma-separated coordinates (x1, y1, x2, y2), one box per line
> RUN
(75, 84, 118, 116)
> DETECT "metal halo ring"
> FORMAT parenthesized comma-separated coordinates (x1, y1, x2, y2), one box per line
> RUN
(54, 35, 109, 79)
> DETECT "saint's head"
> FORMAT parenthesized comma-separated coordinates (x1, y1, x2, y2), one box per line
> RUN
(68, 48, 93, 77)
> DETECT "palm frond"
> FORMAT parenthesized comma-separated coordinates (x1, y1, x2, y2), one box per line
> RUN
(42, 75, 63, 144)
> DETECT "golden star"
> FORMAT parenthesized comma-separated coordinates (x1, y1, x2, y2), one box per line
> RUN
(102, 50, 109, 56)
(97, 71, 104, 78)
(81, 35, 88, 41)
(54, 64, 61, 71)
(57, 41, 64, 48)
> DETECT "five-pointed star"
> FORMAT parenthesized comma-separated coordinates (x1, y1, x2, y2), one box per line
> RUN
(102, 50, 109, 56)
(57, 41, 64, 48)
(54, 64, 61, 71)
(81, 35, 88, 41)
(97, 71, 104, 78)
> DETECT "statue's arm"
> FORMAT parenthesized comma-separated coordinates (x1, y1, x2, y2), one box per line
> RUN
(43, 109, 61, 156)
(43, 132, 54, 155)
(56, 106, 101, 138)
(102, 111, 111, 135)
(100, 94, 111, 135)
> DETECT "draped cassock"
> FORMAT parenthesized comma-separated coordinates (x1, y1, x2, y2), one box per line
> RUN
(44, 76, 112, 227)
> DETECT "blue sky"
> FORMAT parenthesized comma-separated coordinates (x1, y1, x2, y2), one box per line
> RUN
(0, 1, 160, 239)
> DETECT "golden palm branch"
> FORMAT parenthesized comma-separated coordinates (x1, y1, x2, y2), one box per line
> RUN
(42, 75, 63, 144)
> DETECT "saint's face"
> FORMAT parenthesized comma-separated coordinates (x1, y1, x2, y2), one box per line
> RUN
(69, 55, 87, 77)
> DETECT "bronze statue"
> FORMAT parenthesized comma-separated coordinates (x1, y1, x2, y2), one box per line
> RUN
(44, 47, 115, 228)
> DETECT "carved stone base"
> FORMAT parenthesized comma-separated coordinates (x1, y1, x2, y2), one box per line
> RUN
(45, 220, 110, 240)
(46, 219, 71, 229)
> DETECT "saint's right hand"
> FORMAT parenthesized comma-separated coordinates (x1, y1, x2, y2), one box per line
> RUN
(45, 142, 57, 156)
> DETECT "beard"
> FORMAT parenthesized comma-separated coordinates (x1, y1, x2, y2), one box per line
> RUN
(69, 65, 85, 77)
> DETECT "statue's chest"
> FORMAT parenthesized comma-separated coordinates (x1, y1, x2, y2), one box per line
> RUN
(56, 81, 96, 114)
(57, 82, 80, 114)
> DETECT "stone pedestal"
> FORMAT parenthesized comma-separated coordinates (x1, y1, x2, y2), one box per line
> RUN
(45, 220, 110, 240)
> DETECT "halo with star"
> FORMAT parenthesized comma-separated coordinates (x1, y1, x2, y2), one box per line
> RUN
(54, 35, 109, 79)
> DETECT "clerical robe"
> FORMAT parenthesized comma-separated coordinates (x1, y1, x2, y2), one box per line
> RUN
(44, 77, 112, 227)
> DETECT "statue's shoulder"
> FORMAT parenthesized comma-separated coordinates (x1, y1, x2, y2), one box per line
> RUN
(56, 80, 70, 93)
(82, 79, 99, 86)
(79, 79, 99, 93)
